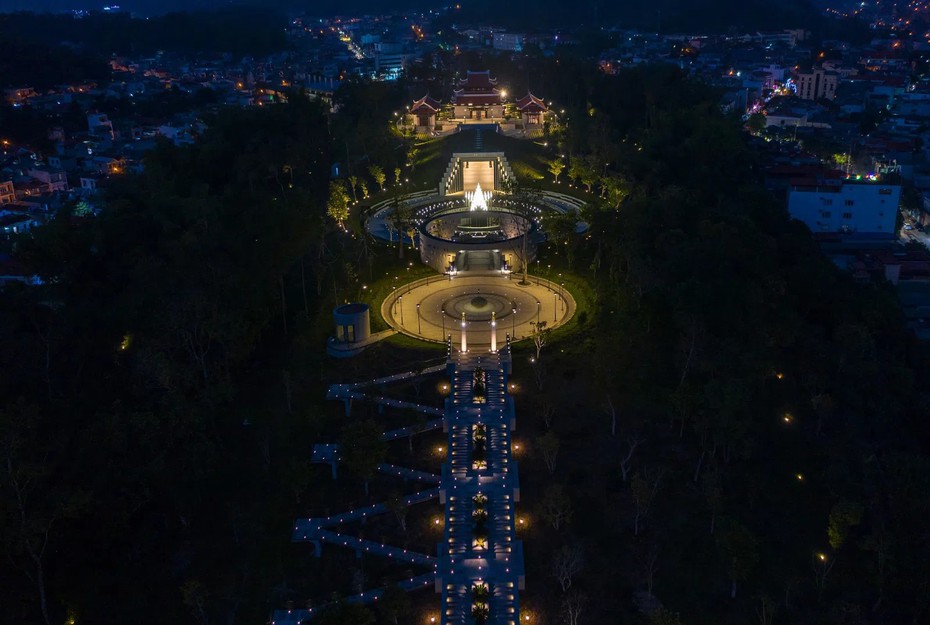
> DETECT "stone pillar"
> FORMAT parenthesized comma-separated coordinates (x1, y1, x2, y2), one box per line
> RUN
(461, 312, 467, 353)
(490, 311, 497, 353)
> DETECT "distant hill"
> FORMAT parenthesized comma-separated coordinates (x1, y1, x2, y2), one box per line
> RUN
(0, 0, 822, 33)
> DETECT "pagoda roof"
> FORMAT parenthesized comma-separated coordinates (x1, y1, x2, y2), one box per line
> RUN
(457, 70, 498, 91)
(410, 94, 441, 112)
(515, 93, 548, 113)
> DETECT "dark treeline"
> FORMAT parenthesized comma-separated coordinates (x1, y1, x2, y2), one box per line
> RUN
(0, 39, 109, 89)
(0, 94, 341, 624)
(0, 8, 288, 58)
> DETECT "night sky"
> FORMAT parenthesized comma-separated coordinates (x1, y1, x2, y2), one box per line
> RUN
(0, 0, 441, 15)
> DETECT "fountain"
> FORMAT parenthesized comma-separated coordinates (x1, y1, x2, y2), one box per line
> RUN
(465, 183, 492, 211)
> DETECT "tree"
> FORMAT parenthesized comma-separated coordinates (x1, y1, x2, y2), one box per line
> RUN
(360, 180, 370, 199)
(347, 175, 358, 202)
(545, 212, 579, 269)
(702, 469, 723, 535)
(716, 518, 759, 598)
(630, 468, 663, 536)
(568, 156, 597, 192)
(393, 166, 402, 186)
(387, 194, 413, 259)
(537, 394, 556, 429)
(0, 403, 87, 625)
(548, 157, 566, 183)
(540, 483, 573, 531)
(650, 607, 684, 625)
(369, 164, 386, 192)
(827, 499, 863, 550)
(746, 112, 766, 135)
(378, 584, 411, 625)
(327, 179, 350, 228)
(552, 543, 585, 591)
(618, 435, 642, 482)
(536, 430, 560, 475)
(602, 174, 631, 209)
(529, 320, 551, 361)
(340, 419, 387, 495)
(561, 590, 587, 625)
(316, 602, 376, 625)
(388, 493, 408, 533)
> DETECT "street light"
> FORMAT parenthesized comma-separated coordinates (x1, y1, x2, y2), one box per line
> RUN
(512, 307, 516, 337)
(536, 300, 540, 324)
(553, 292, 557, 321)
(441, 306, 445, 337)
(399, 295, 404, 325)
(417, 303, 421, 333)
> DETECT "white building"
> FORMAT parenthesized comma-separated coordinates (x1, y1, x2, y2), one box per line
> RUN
(795, 66, 838, 101)
(493, 32, 524, 52)
(788, 182, 901, 239)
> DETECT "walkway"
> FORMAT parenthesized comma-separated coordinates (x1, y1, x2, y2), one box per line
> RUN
(382, 273, 576, 344)
(273, 345, 525, 624)
(271, 573, 436, 625)
(437, 346, 525, 624)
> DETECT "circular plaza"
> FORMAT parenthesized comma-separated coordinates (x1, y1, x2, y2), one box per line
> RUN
(381, 273, 575, 346)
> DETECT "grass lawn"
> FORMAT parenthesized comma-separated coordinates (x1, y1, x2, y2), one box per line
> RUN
(356, 248, 440, 332)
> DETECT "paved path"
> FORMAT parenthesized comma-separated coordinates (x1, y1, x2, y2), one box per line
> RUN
(271, 573, 436, 624)
(292, 487, 441, 534)
(276, 349, 526, 623)
(437, 348, 525, 624)
(383, 273, 576, 345)
(381, 418, 444, 441)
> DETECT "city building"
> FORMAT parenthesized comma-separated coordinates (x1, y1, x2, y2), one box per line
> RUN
(0, 180, 14, 205)
(795, 65, 839, 101)
(788, 180, 901, 239)
(493, 32, 524, 52)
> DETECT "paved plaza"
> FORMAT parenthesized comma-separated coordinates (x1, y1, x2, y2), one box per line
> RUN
(381, 273, 575, 346)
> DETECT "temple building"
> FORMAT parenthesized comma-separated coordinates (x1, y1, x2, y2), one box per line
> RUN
(404, 71, 551, 135)
(451, 70, 505, 121)
(514, 93, 549, 128)
(409, 94, 441, 134)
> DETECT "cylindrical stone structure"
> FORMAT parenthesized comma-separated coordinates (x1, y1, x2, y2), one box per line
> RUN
(333, 303, 371, 344)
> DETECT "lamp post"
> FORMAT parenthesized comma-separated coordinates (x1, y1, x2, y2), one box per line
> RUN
(461, 312, 467, 353)
(561, 282, 565, 311)
(512, 306, 516, 337)
(441, 306, 445, 337)
(553, 292, 557, 322)
(536, 300, 541, 324)
(490, 311, 497, 353)
(417, 303, 421, 334)
(399, 295, 404, 325)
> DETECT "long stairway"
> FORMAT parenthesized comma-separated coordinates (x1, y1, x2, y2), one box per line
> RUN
(436, 346, 524, 625)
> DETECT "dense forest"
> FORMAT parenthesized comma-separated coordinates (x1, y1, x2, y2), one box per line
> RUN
(2, 55, 930, 625)
(0, 95, 339, 624)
